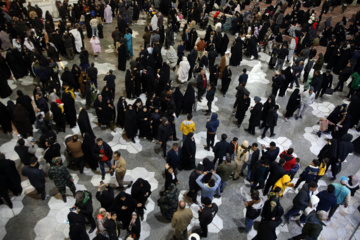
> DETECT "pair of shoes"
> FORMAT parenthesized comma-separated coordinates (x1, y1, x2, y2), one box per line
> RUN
(299, 115, 302, 119)
(270, 134, 276, 137)
(131, 138, 136, 143)
(88, 227, 96, 234)
(127, 181, 133, 188)
(295, 116, 299, 120)
(296, 220, 304, 228)
(101, 175, 105, 180)
(204, 112, 211, 116)
(204, 147, 209, 151)
(199, 233, 207, 238)
(62, 195, 67, 203)
(317, 132, 321, 138)
(213, 194, 221, 198)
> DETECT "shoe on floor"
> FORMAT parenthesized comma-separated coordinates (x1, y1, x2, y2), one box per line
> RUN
(214, 194, 221, 198)
(88, 227, 96, 234)
(270, 134, 276, 137)
(62, 195, 67, 203)
(127, 181, 133, 188)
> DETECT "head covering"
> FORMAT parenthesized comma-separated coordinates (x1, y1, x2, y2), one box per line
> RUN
(309, 86, 314, 91)
(254, 96, 261, 103)
(162, 117, 168, 123)
(225, 50, 230, 55)
(119, 192, 127, 198)
(202, 197, 211, 205)
(99, 208, 106, 214)
(310, 195, 320, 207)
(340, 176, 349, 185)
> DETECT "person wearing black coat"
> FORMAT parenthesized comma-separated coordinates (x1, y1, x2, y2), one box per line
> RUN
(208, 46, 218, 71)
(124, 105, 138, 143)
(78, 108, 95, 139)
(131, 178, 151, 219)
(173, 87, 183, 117)
(182, 133, 196, 170)
(235, 91, 250, 128)
(186, 164, 204, 203)
(158, 117, 173, 157)
(253, 199, 283, 240)
(82, 133, 98, 170)
(116, 97, 127, 128)
(127, 212, 141, 240)
(16, 90, 36, 125)
(285, 89, 300, 120)
(205, 84, 216, 115)
(67, 211, 90, 240)
(246, 97, 263, 135)
(209, 65, 220, 87)
(166, 143, 182, 171)
(198, 197, 218, 238)
(50, 102, 66, 133)
(0, 102, 12, 134)
(317, 70, 333, 98)
(263, 159, 287, 195)
(310, 71, 323, 96)
(96, 183, 114, 211)
(261, 105, 279, 139)
(110, 192, 138, 229)
(334, 62, 353, 92)
(271, 71, 284, 97)
(197, 70, 207, 101)
(0, 173, 12, 208)
(331, 134, 354, 180)
(74, 190, 96, 233)
(230, 38, 243, 66)
(250, 160, 270, 191)
(284, 182, 318, 222)
(183, 84, 196, 114)
(212, 133, 231, 166)
(14, 138, 36, 166)
(165, 164, 179, 191)
(221, 66, 232, 97)
(62, 91, 77, 128)
(21, 157, 46, 200)
(104, 212, 120, 240)
(260, 95, 275, 128)
(43, 139, 61, 164)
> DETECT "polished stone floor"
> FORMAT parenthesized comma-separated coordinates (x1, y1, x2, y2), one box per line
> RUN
(0, 7, 360, 240)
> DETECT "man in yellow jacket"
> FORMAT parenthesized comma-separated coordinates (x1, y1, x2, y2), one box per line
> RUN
(180, 114, 196, 142)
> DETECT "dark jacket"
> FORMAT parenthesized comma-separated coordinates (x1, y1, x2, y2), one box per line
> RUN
(261, 199, 284, 225)
(301, 211, 325, 239)
(21, 165, 45, 189)
(94, 142, 113, 162)
(213, 140, 231, 158)
(104, 218, 119, 240)
(14, 145, 35, 165)
(75, 191, 94, 216)
(249, 149, 260, 169)
(316, 190, 337, 212)
(310, 74, 323, 92)
(158, 122, 173, 142)
(261, 147, 280, 163)
(238, 73, 248, 85)
(206, 87, 216, 102)
(267, 162, 287, 185)
(44, 143, 61, 164)
(249, 102, 263, 127)
(189, 169, 201, 190)
(166, 148, 182, 170)
(337, 133, 353, 161)
(293, 183, 312, 210)
(206, 113, 219, 133)
(265, 109, 278, 127)
(250, 161, 270, 182)
(199, 203, 218, 225)
(299, 165, 319, 182)
(96, 186, 114, 211)
(104, 74, 116, 89)
(278, 48, 289, 59)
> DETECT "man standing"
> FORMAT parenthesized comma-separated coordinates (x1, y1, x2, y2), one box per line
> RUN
(328, 177, 351, 220)
(205, 113, 219, 151)
(104, 70, 116, 99)
(14, 138, 36, 166)
(263, 158, 287, 195)
(22, 157, 47, 200)
(66, 134, 85, 174)
(166, 143, 182, 171)
(48, 157, 76, 202)
(316, 185, 337, 214)
(215, 156, 235, 198)
(198, 197, 218, 238)
(238, 68, 248, 86)
(235, 90, 250, 128)
(197, 69, 207, 102)
(171, 200, 193, 240)
(284, 181, 318, 223)
(87, 62, 98, 88)
(317, 69, 333, 98)
(158, 117, 173, 158)
(250, 160, 270, 191)
(296, 87, 315, 120)
(212, 133, 231, 166)
(79, 47, 90, 71)
(196, 38, 207, 60)
(247, 143, 260, 180)
(196, 170, 221, 201)
(74, 190, 96, 233)
(246, 96, 262, 135)
(275, 44, 289, 70)
(205, 83, 216, 115)
(289, 211, 328, 240)
(261, 105, 279, 139)
(112, 151, 133, 189)
(90, 16, 100, 37)
(261, 142, 280, 163)
(94, 138, 113, 180)
(186, 164, 204, 204)
(35, 93, 49, 119)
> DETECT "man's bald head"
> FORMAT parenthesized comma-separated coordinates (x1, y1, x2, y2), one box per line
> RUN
(179, 200, 185, 209)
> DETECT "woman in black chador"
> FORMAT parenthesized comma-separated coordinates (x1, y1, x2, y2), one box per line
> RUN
(116, 96, 127, 128)
(78, 108, 95, 139)
(182, 132, 196, 170)
(124, 105, 137, 143)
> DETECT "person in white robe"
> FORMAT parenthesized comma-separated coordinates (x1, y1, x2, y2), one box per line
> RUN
(104, 4, 112, 23)
(151, 14, 158, 31)
(177, 56, 190, 83)
(69, 28, 83, 53)
(161, 45, 178, 69)
(287, 37, 296, 62)
(12, 38, 22, 51)
(24, 37, 35, 51)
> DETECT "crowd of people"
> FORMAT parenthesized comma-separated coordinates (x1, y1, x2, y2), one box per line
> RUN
(0, 0, 360, 239)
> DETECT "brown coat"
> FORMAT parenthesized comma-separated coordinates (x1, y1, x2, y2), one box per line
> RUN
(196, 40, 207, 52)
(219, 56, 226, 79)
(171, 207, 193, 231)
(66, 140, 84, 158)
(114, 156, 127, 174)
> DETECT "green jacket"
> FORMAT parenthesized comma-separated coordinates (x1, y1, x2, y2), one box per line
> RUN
(351, 72, 360, 90)
(48, 165, 73, 188)
(216, 163, 235, 182)
(302, 211, 324, 239)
